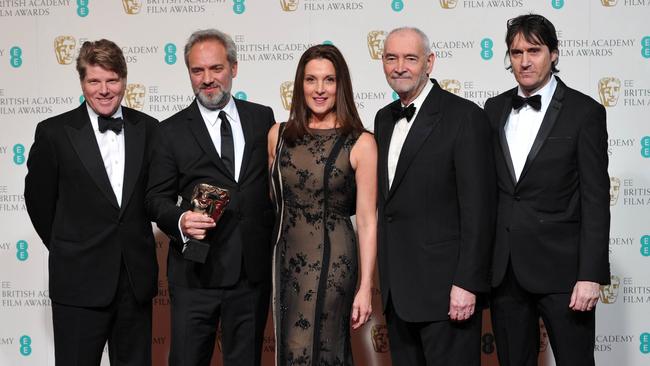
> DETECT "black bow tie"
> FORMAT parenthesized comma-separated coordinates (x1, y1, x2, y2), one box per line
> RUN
(512, 94, 542, 111)
(98, 116, 124, 134)
(391, 103, 416, 122)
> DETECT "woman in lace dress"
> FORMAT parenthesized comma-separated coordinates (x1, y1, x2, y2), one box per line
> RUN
(267, 44, 377, 366)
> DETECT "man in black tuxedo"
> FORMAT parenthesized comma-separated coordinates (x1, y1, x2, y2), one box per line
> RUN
(145, 29, 275, 366)
(484, 14, 610, 366)
(374, 27, 496, 365)
(24, 39, 158, 365)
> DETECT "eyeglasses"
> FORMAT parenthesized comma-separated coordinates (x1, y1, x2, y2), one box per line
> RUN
(507, 14, 550, 27)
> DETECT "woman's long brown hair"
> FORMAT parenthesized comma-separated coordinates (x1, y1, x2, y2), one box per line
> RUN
(283, 44, 365, 144)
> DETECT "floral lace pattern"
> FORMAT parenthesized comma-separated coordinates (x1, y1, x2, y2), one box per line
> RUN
(274, 129, 359, 366)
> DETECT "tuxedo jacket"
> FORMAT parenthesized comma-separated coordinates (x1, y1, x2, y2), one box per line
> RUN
(24, 103, 159, 307)
(374, 80, 496, 322)
(484, 77, 610, 293)
(145, 99, 275, 288)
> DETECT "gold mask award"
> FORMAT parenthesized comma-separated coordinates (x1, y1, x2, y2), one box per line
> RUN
(183, 183, 230, 263)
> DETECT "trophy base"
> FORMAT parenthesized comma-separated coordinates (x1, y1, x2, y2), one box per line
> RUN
(183, 240, 210, 263)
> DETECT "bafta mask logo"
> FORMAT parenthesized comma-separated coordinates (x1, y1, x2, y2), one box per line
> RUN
(600, 0, 618, 6)
(610, 177, 621, 206)
(280, 81, 294, 111)
(371, 324, 390, 353)
(440, 79, 462, 95)
(439, 0, 458, 9)
(54, 36, 76, 65)
(539, 319, 549, 352)
(600, 275, 620, 304)
(125, 83, 146, 110)
(367, 31, 387, 60)
(280, 0, 299, 11)
(598, 77, 621, 107)
(122, 0, 142, 14)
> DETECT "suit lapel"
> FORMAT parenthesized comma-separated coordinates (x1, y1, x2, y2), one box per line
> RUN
(377, 101, 399, 201)
(518, 79, 566, 184)
(65, 103, 120, 208)
(498, 88, 518, 186)
(187, 100, 235, 181)
(388, 82, 442, 199)
(120, 108, 145, 215)
(236, 99, 254, 182)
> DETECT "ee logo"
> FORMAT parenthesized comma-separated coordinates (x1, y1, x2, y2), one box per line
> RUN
(20, 335, 32, 356)
(481, 333, 495, 354)
(641, 235, 650, 257)
(391, 0, 404, 12)
(164, 43, 177, 65)
(233, 0, 245, 14)
(234, 91, 248, 101)
(77, 0, 89, 17)
(640, 332, 650, 354)
(551, 0, 564, 9)
(16, 240, 28, 261)
(10, 47, 22, 68)
(641, 36, 650, 59)
(480, 38, 493, 60)
(13, 144, 26, 165)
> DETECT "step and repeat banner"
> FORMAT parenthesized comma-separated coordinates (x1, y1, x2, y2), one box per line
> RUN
(1, 1, 648, 365)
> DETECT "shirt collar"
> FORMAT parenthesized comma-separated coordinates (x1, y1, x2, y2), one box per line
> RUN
(197, 95, 238, 126)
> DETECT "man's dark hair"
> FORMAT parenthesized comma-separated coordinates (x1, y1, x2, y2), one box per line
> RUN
(505, 14, 559, 73)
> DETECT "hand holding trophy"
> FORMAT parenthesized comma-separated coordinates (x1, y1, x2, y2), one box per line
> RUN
(183, 183, 230, 263)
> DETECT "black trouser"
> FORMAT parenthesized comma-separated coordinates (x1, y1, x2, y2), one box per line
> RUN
(167, 277, 270, 366)
(491, 263, 596, 366)
(52, 262, 152, 366)
(385, 297, 482, 366)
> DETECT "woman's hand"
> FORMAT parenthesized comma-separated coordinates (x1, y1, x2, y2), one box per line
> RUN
(351, 286, 373, 330)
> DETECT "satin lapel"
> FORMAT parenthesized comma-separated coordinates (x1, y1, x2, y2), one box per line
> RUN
(388, 84, 441, 199)
(187, 101, 234, 181)
(236, 99, 254, 182)
(377, 103, 398, 201)
(64, 103, 119, 208)
(518, 79, 566, 184)
(498, 89, 518, 186)
(119, 108, 145, 215)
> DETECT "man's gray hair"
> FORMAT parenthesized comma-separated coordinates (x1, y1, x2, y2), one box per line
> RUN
(184, 29, 237, 67)
(385, 27, 432, 56)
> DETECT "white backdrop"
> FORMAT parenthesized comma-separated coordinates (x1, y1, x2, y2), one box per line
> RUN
(0, 1, 649, 365)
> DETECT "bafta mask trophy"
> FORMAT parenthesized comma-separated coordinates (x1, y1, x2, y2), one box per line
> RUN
(184, 183, 230, 263)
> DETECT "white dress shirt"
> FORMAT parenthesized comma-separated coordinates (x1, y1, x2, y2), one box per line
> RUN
(505, 75, 557, 181)
(180, 96, 246, 246)
(87, 104, 125, 206)
(388, 79, 434, 188)
(197, 97, 246, 182)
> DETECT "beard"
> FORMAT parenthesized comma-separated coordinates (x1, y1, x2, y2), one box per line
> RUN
(195, 85, 230, 110)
